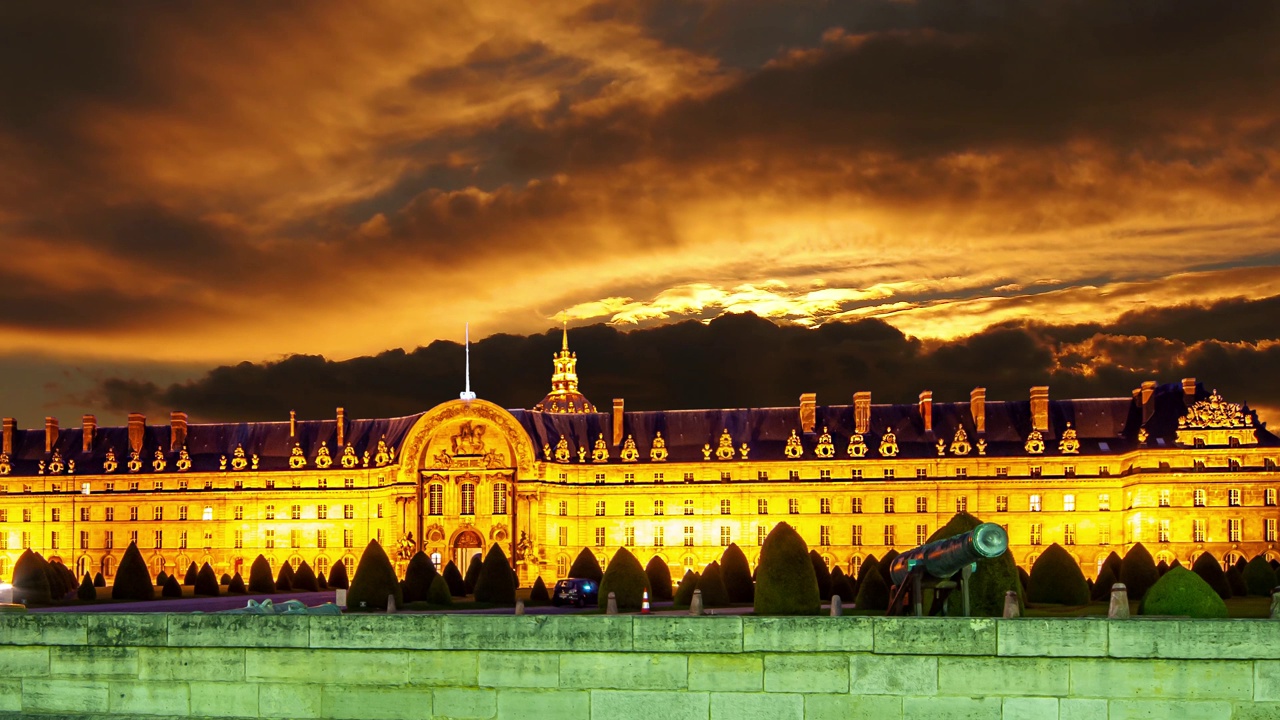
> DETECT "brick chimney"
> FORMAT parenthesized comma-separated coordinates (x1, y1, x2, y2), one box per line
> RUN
(45, 416, 58, 453)
(1138, 380, 1157, 425)
(612, 398, 624, 446)
(799, 393, 817, 433)
(853, 391, 872, 434)
(336, 407, 345, 447)
(82, 415, 97, 453)
(170, 411, 188, 452)
(1182, 377, 1197, 403)
(918, 391, 933, 434)
(128, 413, 146, 453)
(2, 418, 14, 455)
(1030, 386, 1049, 432)
(970, 387, 986, 435)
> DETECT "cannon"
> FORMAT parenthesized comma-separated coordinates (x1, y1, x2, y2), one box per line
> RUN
(885, 523, 1008, 617)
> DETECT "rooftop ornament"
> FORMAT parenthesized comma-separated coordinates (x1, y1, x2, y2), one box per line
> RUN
(784, 429, 804, 459)
(976, 438, 988, 456)
(288, 443, 307, 469)
(739, 442, 750, 460)
(373, 437, 394, 467)
(314, 442, 332, 469)
(950, 427, 972, 456)
(151, 449, 166, 472)
(102, 448, 117, 473)
(847, 433, 868, 458)
(127, 450, 143, 473)
(554, 435, 571, 462)
(48, 450, 65, 475)
(620, 435, 640, 463)
(649, 432, 668, 462)
(1177, 389, 1258, 447)
(176, 447, 192, 472)
(1058, 423, 1080, 454)
(1025, 429, 1045, 455)
(0, 452, 10, 475)
(814, 427, 835, 458)
(231, 445, 248, 471)
(716, 429, 736, 461)
(879, 428, 899, 457)
(341, 445, 358, 469)
(592, 434, 610, 463)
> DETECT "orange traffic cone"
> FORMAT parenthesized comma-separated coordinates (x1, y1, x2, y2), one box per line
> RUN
(641, 589, 651, 614)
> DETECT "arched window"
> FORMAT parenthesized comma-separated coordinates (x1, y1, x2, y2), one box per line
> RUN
(152, 556, 167, 576)
(101, 556, 115, 578)
(0, 558, 7, 580)
(430, 552, 442, 569)
(315, 556, 329, 576)
(289, 556, 302, 570)
(850, 555, 862, 578)
(492, 482, 508, 515)
(342, 556, 355, 577)
(428, 485, 443, 516)
(460, 483, 475, 516)
(76, 556, 89, 577)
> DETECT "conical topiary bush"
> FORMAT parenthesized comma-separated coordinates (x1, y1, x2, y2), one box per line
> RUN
(1103, 551, 1123, 580)
(1191, 552, 1232, 600)
(753, 522, 820, 615)
(1156, 560, 1169, 576)
(1119, 543, 1159, 602)
(854, 561, 891, 611)
(427, 575, 453, 605)
(856, 553, 879, 588)
(927, 513, 1020, 617)
(644, 556, 673, 601)
(463, 553, 483, 595)
(830, 567, 855, 603)
(598, 547, 652, 611)
(568, 548, 604, 584)
(402, 552, 439, 603)
(194, 563, 220, 597)
(45, 561, 74, 601)
(293, 561, 319, 592)
(248, 555, 276, 594)
(77, 572, 96, 601)
(720, 544, 754, 603)
(228, 573, 246, 594)
(1092, 565, 1118, 601)
(673, 570, 700, 609)
(162, 575, 183, 598)
(1027, 544, 1089, 605)
(112, 542, 155, 601)
(473, 544, 516, 605)
(1243, 556, 1279, 597)
(156, 571, 169, 587)
(443, 561, 466, 596)
(328, 560, 349, 590)
(276, 563, 294, 592)
(317, 571, 328, 589)
(878, 549, 899, 588)
(93, 572, 105, 587)
(12, 550, 52, 605)
(183, 562, 198, 586)
(809, 550, 832, 601)
(1140, 566, 1228, 618)
(220, 573, 232, 585)
(347, 540, 402, 611)
(529, 576, 550, 604)
(1226, 566, 1247, 597)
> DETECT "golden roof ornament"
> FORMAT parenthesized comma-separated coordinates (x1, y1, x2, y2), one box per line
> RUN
(976, 438, 988, 456)
(67, 459, 75, 474)
(374, 437, 393, 467)
(592, 434, 610, 463)
(0, 452, 10, 475)
(127, 450, 143, 473)
(739, 443, 750, 460)
(554, 435, 571, 463)
(950, 427, 972, 456)
(103, 448, 117, 473)
(219, 456, 227, 471)
(48, 450, 65, 475)
(620, 435, 640, 463)
(1058, 423, 1080, 454)
(231, 445, 248, 471)
(1176, 389, 1258, 447)
(935, 438, 946, 457)
(784, 429, 804, 459)
(542, 442, 552, 460)
(649, 431, 668, 462)
(576, 446, 586, 463)
(814, 427, 835, 459)
(315, 442, 332, 469)
(716, 429, 736, 460)
(847, 433, 868, 458)
(340, 444, 358, 469)
(534, 321, 597, 413)
(176, 447, 192, 472)
(362, 450, 371, 467)
(152, 449, 167, 472)
(1025, 429, 1045, 455)
(879, 428, 899, 457)
(37, 460, 44, 475)
(1137, 427, 1148, 445)
(289, 443, 307, 469)
(251, 453, 260, 471)
(701, 443, 712, 461)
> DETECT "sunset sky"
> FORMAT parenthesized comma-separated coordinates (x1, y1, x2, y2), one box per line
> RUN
(2, 0, 1279, 425)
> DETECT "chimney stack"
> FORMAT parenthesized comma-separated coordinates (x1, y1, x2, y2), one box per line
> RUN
(128, 413, 146, 453)
(1138, 380, 1158, 425)
(289, 410, 297, 439)
(45, 416, 58, 453)
(1182, 377, 1197, 403)
(799, 393, 817, 433)
(612, 398, 624, 446)
(1030, 386, 1050, 432)
(83, 415, 97, 453)
(853, 392, 872, 434)
(918, 391, 933, 434)
(170, 411, 188, 452)
(2, 418, 14, 455)
(336, 407, 345, 447)
(970, 388, 986, 435)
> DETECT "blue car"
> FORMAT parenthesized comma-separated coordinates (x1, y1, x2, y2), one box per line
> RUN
(551, 578, 598, 607)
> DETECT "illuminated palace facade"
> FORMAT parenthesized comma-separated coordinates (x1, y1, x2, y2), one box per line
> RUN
(2, 329, 1279, 586)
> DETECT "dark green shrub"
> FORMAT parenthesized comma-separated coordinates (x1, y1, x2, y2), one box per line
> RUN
(328, 560, 350, 590)
(1243, 556, 1279, 596)
(1191, 552, 1232, 600)
(1140, 567, 1227, 618)
(1226, 566, 1247, 597)
(162, 575, 183, 598)
(854, 561, 890, 611)
(426, 575, 452, 605)
(1027, 544, 1090, 605)
(673, 570, 700, 609)
(856, 554, 879, 587)
(1093, 565, 1117, 601)
(293, 561, 319, 592)
(11, 550, 51, 605)
(276, 563, 294, 592)
(720, 544, 753, 603)
(194, 563, 220, 597)
(347, 540, 403, 611)
(927, 513, 1021, 616)
(1156, 560, 1169, 576)
(247, 555, 276, 593)
(183, 562, 198, 586)
(644, 556, 673, 601)
(1119, 543, 1159, 601)
(568, 548, 604, 584)
(443, 561, 466, 596)
(112, 542, 155, 601)
(402, 552, 438, 603)
(1235, 556, 1248, 573)
(695, 560, 730, 608)
(809, 551, 832, 600)
(1017, 566, 1030, 592)
(156, 571, 169, 587)
(753, 522, 820, 616)
(463, 553, 483, 594)
(77, 573, 96, 601)
(830, 567, 855, 603)
(317, 572, 328, 589)
(473, 544, 516, 604)
(228, 573, 246, 594)
(1170, 559, 1184, 570)
(1103, 551, 1123, 579)
(93, 572, 105, 587)
(1271, 559, 1279, 571)
(598, 547, 652, 611)
(878, 549, 899, 588)
(529, 576, 550, 604)
(220, 573, 231, 585)
(45, 561, 74, 601)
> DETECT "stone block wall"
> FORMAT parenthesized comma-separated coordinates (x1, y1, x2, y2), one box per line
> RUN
(1, 614, 1279, 719)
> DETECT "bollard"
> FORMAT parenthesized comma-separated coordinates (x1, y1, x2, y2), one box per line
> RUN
(1108, 583, 1130, 619)
(1271, 588, 1279, 619)
(1003, 590, 1020, 619)
(606, 592, 618, 615)
(690, 589, 704, 616)
(335, 588, 347, 608)
(830, 595, 843, 617)
(387, 594, 397, 614)
(515, 600, 525, 616)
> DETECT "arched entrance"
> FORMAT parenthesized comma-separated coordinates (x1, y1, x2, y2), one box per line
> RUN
(452, 529, 483, 571)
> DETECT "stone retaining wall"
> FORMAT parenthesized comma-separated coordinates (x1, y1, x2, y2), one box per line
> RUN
(1, 614, 1279, 719)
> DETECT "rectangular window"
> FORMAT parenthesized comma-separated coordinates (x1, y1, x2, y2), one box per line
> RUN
(916, 468, 928, 479)
(955, 496, 968, 513)
(104, 531, 113, 550)
(654, 500, 664, 516)
(720, 471, 732, 482)
(343, 529, 353, 548)
(152, 481, 162, 491)
(915, 496, 927, 513)
(317, 478, 327, 489)
(819, 526, 830, 546)
(1266, 488, 1277, 506)
(757, 498, 768, 515)
(624, 500, 635, 517)
(152, 530, 161, 549)
(624, 527, 635, 547)
(595, 500, 606, 517)
(1158, 490, 1170, 508)
(720, 499, 731, 515)
(595, 473, 606, 484)
(343, 504, 354, 520)
(558, 527, 568, 546)
(1064, 466, 1075, 477)
(79, 531, 88, 550)
(152, 506, 163, 521)
(290, 529, 301, 549)
(24, 508, 32, 522)
(1099, 465, 1110, 476)
(594, 527, 606, 547)
(653, 472, 664, 483)
(1098, 525, 1110, 545)
(955, 467, 968, 478)
(1158, 520, 1170, 543)
(264, 479, 274, 490)
(757, 470, 769, 481)
(233, 505, 244, 520)
(378, 502, 386, 519)
(820, 498, 831, 514)
(819, 469, 831, 480)
(1064, 524, 1076, 545)
(460, 484, 475, 515)
(0, 509, 6, 522)
(1029, 524, 1042, 546)
(129, 530, 137, 544)
(851, 525, 863, 546)
(884, 468, 895, 479)
(683, 526, 694, 547)
(1064, 494, 1076, 512)
(1098, 494, 1110, 512)
(51, 508, 61, 522)
(1228, 518, 1241, 542)
(654, 527, 664, 547)
(851, 468, 863, 480)
(721, 526, 732, 546)
(1194, 489, 1206, 507)
(264, 529, 275, 549)
(684, 472, 695, 482)
(851, 497, 863, 514)
(234, 479, 243, 490)
(558, 500, 568, 517)
(996, 467, 1009, 478)
(265, 505, 275, 520)
(916, 524, 928, 545)
(1029, 495, 1042, 512)
(291, 504, 301, 520)
(624, 472, 635, 484)
(884, 497, 895, 514)
(492, 483, 508, 514)
(1229, 489, 1241, 507)
(1266, 518, 1276, 542)
(884, 525, 896, 546)
(684, 499, 695, 516)
(788, 498, 799, 515)
(1192, 520, 1205, 543)
(317, 530, 326, 549)
(757, 525, 766, 546)
(344, 478, 354, 489)
(1030, 466, 1042, 478)
(24, 532, 32, 548)
(789, 470, 800, 481)
(80, 507, 90, 522)
(177, 530, 187, 550)
(105, 507, 114, 521)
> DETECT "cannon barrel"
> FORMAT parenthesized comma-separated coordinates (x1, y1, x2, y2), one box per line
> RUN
(888, 523, 1008, 586)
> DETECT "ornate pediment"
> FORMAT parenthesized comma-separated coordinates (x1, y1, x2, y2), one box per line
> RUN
(1177, 390, 1257, 447)
(950, 427, 971, 456)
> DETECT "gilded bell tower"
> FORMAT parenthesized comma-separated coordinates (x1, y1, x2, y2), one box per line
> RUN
(533, 322, 596, 413)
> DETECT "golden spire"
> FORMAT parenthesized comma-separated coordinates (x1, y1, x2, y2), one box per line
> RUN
(562, 318, 568, 351)
(534, 317, 595, 413)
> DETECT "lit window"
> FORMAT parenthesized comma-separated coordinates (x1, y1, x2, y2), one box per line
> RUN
(721, 526, 732, 546)
(291, 505, 301, 520)
(1029, 524, 1042, 546)
(915, 496, 927, 513)
(1098, 525, 1110, 545)
(80, 507, 90, 522)
(460, 484, 475, 515)
(1228, 518, 1241, 542)
(1063, 494, 1076, 512)
(789, 498, 799, 515)
(819, 469, 831, 480)
(426, 485, 442, 516)
(264, 529, 275, 549)
(916, 524, 928, 545)
(851, 525, 862, 546)
(595, 528, 605, 547)
(558, 500, 568, 516)
(955, 496, 968, 513)
(624, 500, 635, 517)
(654, 500, 664, 516)
(317, 530, 326, 549)
(757, 498, 768, 515)
(152, 530, 161, 549)
(1158, 520, 1169, 543)
(152, 506, 163, 521)
(49, 531, 59, 549)
(343, 504, 354, 520)
(377, 503, 384, 519)
(1194, 489, 1206, 507)
(883, 525, 895, 546)
(51, 508, 61, 522)
(104, 531, 113, 549)
(25, 508, 33, 522)
(493, 483, 508, 514)
(105, 507, 114, 521)
(1229, 489, 1241, 507)
(884, 497, 895, 514)
(1064, 524, 1076, 546)
(851, 497, 863, 514)
(625, 527, 635, 547)
(720, 499, 731, 515)
(265, 505, 275, 520)
(179, 530, 188, 550)
(202, 506, 213, 521)
(1265, 518, 1276, 542)
(343, 530, 353, 548)
(317, 557, 330, 575)
(595, 501, 606, 517)
(1029, 495, 1041, 512)
(654, 527, 664, 547)
(684, 499, 694, 516)
(683, 526, 694, 546)
(557, 527, 567, 546)
(820, 498, 831, 514)
(819, 526, 830, 546)
(756, 525, 766, 545)
(1098, 494, 1110, 511)
(1266, 488, 1277, 506)
(1192, 520, 1205, 543)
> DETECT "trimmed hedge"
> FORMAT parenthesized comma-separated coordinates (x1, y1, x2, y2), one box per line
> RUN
(220, 573, 232, 585)
(568, 548, 604, 584)
(673, 570, 700, 609)
(695, 560, 730, 608)
(46, 561, 75, 601)
(112, 542, 155, 601)
(1140, 566, 1228, 618)
(194, 563, 220, 597)
(328, 560, 350, 590)
(720, 544, 753, 603)
(426, 575, 453, 605)
(293, 561, 320, 592)
(463, 553, 483, 594)
(809, 550, 832, 601)
(228, 573, 246, 594)
(12, 550, 51, 605)
(1119, 543, 1159, 601)
(753, 522, 820, 616)
(402, 552, 438, 603)
(347, 540, 403, 611)
(830, 567, 855, 603)
(248, 555, 276, 594)
(878, 549, 899, 588)
(1156, 560, 1169, 576)
(1017, 566, 1031, 593)
(928, 512, 1021, 617)
(1191, 551, 1232, 600)
(853, 560, 890, 611)
(443, 561, 467, 596)
(162, 575, 183, 598)
(156, 571, 169, 587)
(529, 576, 550, 604)
(644, 556, 673, 601)
(317, 572, 328, 589)
(598, 547, 652, 611)
(1226, 566, 1247, 597)
(77, 573, 96, 601)
(93, 572, 106, 588)
(1092, 565, 1118, 601)
(183, 562, 198, 586)
(276, 563, 294, 593)
(1243, 556, 1279, 596)
(1027, 543, 1090, 605)
(473, 544, 516, 604)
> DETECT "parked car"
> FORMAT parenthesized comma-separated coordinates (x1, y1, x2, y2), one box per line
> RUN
(551, 578, 599, 607)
